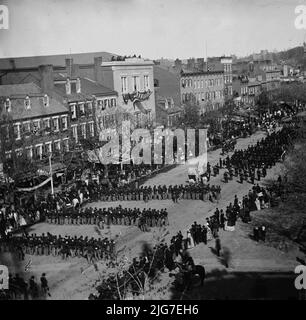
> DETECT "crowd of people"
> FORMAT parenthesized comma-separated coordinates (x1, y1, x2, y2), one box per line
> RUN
(220, 126, 295, 185)
(0, 273, 49, 300)
(1, 232, 116, 262)
(84, 183, 222, 203)
(45, 206, 169, 231)
(90, 123, 297, 299)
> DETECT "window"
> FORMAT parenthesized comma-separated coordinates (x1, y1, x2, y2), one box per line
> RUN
(5, 151, 12, 160)
(45, 142, 52, 154)
(23, 121, 31, 137)
(2, 125, 9, 140)
(121, 76, 128, 93)
(54, 140, 61, 152)
(110, 98, 116, 107)
(71, 104, 77, 120)
(5, 98, 11, 112)
(43, 94, 49, 107)
(35, 144, 43, 160)
(147, 110, 151, 122)
(201, 80, 204, 88)
(14, 123, 21, 140)
(61, 116, 68, 131)
(43, 118, 51, 134)
(89, 122, 94, 137)
(87, 102, 93, 115)
(52, 117, 59, 131)
(79, 103, 85, 117)
(24, 96, 31, 110)
(132, 76, 140, 92)
(81, 123, 86, 138)
(33, 120, 41, 132)
(144, 75, 150, 91)
(26, 146, 33, 159)
(63, 139, 69, 152)
(72, 125, 78, 142)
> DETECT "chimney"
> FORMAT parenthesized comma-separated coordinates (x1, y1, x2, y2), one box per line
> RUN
(9, 59, 16, 69)
(76, 77, 81, 93)
(94, 57, 103, 83)
(65, 78, 71, 95)
(38, 65, 54, 93)
(66, 58, 73, 77)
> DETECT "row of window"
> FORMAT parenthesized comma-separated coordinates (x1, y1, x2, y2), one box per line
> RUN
(224, 75, 232, 84)
(96, 98, 117, 111)
(182, 90, 224, 103)
(168, 113, 181, 127)
(121, 75, 150, 94)
(2, 116, 69, 141)
(70, 102, 93, 120)
(223, 64, 232, 73)
(181, 78, 223, 89)
(71, 122, 95, 143)
(4, 138, 70, 160)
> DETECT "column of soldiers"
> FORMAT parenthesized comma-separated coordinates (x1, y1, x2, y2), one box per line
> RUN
(0, 232, 116, 263)
(45, 206, 169, 231)
(220, 127, 295, 184)
(90, 183, 221, 203)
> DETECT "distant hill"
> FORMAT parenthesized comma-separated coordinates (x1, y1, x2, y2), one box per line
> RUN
(0, 51, 116, 70)
(277, 46, 305, 66)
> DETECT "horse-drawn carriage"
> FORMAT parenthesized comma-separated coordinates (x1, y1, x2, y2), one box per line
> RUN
(169, 255, 205, 292)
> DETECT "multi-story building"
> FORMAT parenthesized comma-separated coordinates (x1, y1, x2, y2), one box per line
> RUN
(180, 70, 225, 114)
(155, 97, 183, 128)
(232, 75, 249, 106)
(98, 57, 156, 128)
(53, 73, 119, 144)
(207, 56, 233, 99)
(247, 81, 262, 106)
(0, 82, 70, 178)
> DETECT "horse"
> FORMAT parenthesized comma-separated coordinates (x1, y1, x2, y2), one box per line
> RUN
(170, 261, 205, 291)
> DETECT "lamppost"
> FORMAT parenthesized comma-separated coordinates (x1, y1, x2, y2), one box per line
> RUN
(49, 152, 54, 196)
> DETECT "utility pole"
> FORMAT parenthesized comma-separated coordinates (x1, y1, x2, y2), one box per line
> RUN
(49, 153, 54, 195)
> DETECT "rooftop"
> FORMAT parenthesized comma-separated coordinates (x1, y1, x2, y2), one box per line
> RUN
(0, 83, 68, 121)
(181, 70, 224, 77)
(0, 83, 41, 96)
(0, 51, 115, 70)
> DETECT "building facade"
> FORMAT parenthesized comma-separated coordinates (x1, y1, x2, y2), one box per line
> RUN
(0, 82, 70, 178)
(180, 71, 225, 114)
(207, 56, 233, 99)
(155, 97, 183, 128)
(98, 57, 156, 128)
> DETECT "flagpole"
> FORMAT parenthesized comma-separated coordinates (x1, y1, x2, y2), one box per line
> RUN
(49, 153, 54, 196)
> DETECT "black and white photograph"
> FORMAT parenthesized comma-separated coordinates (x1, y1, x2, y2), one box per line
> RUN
(1, 0, 306, 304)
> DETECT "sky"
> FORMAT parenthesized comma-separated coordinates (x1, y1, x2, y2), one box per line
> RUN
(0, 0, 306, 60)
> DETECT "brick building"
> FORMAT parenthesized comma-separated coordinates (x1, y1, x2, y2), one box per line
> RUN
(0, 82, 70, 178)
(180, 70, 225, 114)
